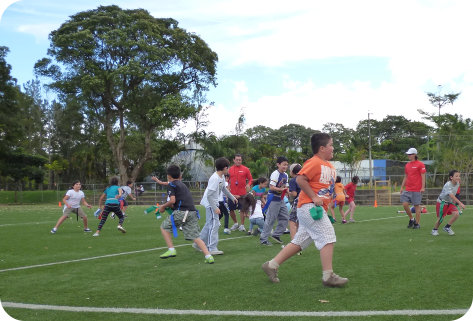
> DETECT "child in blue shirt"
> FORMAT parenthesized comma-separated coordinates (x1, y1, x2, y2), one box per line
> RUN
(94, 177, 126, 236)
(249, 177, 268, 235)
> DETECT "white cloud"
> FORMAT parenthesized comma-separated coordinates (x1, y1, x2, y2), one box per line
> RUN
(17, 23, 57, 42)
(0, 0, 20, 23)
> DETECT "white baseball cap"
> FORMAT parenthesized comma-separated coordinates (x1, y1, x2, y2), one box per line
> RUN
(406, 148, 418, 155)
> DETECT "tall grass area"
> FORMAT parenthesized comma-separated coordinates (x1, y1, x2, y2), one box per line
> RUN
(0, 204, 471, 320)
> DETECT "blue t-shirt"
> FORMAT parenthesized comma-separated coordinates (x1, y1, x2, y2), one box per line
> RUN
(252, 185, 267, 200)
(289, 177, 300, 198)
(269, 170, 289, 202)
(104, 185, 120, 204)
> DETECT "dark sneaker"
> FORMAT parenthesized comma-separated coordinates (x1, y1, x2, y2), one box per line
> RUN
(407, 219, 415, 228)
(413, 223, 420, 229)
(260, 241, 273, 246)
(262, 261, 280, 283)
(270, 235, 283, 244)
(322, 272, 348, 287)
(252, 227, 260, 236)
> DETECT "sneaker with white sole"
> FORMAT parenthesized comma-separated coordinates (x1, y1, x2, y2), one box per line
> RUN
(93, 232, 100, 237)
(262, 261, 280, 283)
(50, 228, 57, 234)
(443, 226, 455, 235)
(271, 235, 283, 244)
(205, 255, 215, 264)
(84, 228, 91, 232)
(238, 225, 246, 232)
(223, 228, 231, 234)
(210, 250, 224, 255)
(160, 249, 177, 259)
(230, 223, 239, 231)
(260, 240, 273, 246)
(117, 225, 126, 233)
(431, 229, 439, 236)
(322, 272, 348, 287)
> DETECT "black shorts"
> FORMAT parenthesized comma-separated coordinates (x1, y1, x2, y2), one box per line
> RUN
(228, 198, 242, 211)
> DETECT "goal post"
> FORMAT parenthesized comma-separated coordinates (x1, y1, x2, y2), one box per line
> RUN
(374, 180, 392, 206)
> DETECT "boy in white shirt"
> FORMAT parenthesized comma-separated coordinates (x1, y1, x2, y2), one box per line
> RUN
(198, 157, 237, 255)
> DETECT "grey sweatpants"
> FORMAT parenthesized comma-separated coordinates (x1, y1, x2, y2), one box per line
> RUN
(260, 200, 288, 242)
(199, 206, 221, 251)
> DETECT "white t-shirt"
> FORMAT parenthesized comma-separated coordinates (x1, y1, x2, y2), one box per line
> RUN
(201, 172, 225, 209)
(120, 185, 132, 199)
(64, 189, 85, 208)
(250, 200, 264, 219)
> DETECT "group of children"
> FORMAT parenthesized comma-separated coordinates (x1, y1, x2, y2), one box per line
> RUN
(50, 132, 467, 287)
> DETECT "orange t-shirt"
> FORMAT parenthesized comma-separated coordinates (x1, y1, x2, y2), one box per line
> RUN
(334, 182, 346, 202)
(297, 155, 336, 211)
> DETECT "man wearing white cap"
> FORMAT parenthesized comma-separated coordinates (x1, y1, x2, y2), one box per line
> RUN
(400, 148, 426, 229)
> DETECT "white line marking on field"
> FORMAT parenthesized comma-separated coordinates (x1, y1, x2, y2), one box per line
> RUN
(0, 235, 250, 273)
(357, 213, 432, 223)
(0, 221, 57, 227)
(1, 301, 468, 317)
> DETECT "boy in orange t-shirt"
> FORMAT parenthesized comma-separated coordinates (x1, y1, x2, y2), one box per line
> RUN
(261, 133, 348, 287)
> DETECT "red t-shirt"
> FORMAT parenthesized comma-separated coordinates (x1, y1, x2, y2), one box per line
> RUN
(228, 165, 253, 196)
(345, 182, 357, 199)
(404, 160, 426, 192)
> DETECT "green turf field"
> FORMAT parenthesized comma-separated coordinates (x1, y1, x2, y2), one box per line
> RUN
(0, 204, 471, 320)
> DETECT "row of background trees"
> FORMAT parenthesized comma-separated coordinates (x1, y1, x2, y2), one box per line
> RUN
(1, 5, 471, 193)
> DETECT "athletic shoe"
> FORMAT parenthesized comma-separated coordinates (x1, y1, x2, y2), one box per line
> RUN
(271, 235, 283, 244)
(117, 225, 126, 233)
(283, 228, 290, 234)
(431, 229, 439, 236)
(238, 225, 246, 232)
(407, 219, 415, 228)
(443, 226, 455, 235)
(260, 241, 273, 246)
(192, 242, 202, 252)
(111, 213, 115, 219)
(247, 231, 252, 235)
(252, 227, 260, 236)
(210, 250, 224, 255)
(93, 232, 99, 237)
(160, 249, 177, 259)
(205, 255, 215, 264)
(342, 220, 347, 224)
(322, 272, 349, 287)
(50, 228, 57, 234)
(413, 223, 420, 229)
(349, 219, 355, 223)
(262, 261, 280, 283)
(223, 228, 231, 234)
(230, 223, 239, 231)
(83, 228, 92, 232)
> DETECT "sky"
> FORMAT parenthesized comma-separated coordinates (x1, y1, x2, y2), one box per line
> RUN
(1, 0, 473, 137)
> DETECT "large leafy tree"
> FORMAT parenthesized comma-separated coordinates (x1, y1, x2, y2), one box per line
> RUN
(35, 5, 218, 182)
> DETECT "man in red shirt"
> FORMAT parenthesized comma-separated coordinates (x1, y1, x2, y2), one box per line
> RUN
(228, 154, 253, 232)
(400, 148, 426, 229)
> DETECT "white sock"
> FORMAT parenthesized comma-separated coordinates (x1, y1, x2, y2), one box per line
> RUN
(205, 254, 212, 259)
(322, 270, 333, 281)
(169, 247, 175, 251)
(268, 259, 279, 269)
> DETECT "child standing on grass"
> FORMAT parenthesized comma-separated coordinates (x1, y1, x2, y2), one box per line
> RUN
(262, 133, 348, 287)
(329, 176, 347, 223)
(343, 176, 359, 223)
(431, 170, 465, 236)
(198, 158, 237, 255)
(249, 177, 269, 236)
(51, 180, 92, 234)
(93, 177, 126, 236)
(260, 156, 289, 246)
(158, 164, 215, 263)
(288, 164, 302, 240)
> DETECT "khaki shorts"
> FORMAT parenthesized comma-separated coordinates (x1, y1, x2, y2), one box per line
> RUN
(161, 210, 200, 240)
(62, 207, 86, 218)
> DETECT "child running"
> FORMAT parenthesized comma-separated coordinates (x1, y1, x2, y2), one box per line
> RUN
(329, 176, 347, 223)
(343, 176, 359, 223)
(431, 170, 465, 236)
(199, 158, 237, 255)
(249, 177, 268, 236)
(262, 133, 348, 287)
(94, 177, 126, 236)
(51, 180, 92, 234)
(118, 180, 136, 217)
(158, 164, 215, 263)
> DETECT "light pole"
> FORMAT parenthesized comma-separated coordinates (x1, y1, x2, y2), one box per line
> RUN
(368, 112, 373, 188)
